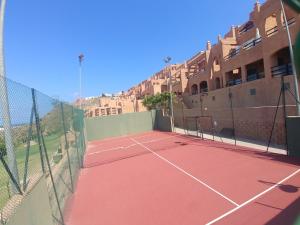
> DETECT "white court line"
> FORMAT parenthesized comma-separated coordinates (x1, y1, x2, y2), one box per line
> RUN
(206, 168, 300, 225)
(87, 134, 182, 156)
(130, 137, 239, 207)
(87, 144, 137, 156)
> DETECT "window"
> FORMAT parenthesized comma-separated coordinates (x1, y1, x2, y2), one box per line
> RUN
(95, 109, 100, 117)
(191, 84, 198, 95)
(250, 88, 256, 96)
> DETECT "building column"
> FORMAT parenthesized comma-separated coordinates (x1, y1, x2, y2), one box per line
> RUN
(263, 55, 273, 79)
(241, 65, 247, 83)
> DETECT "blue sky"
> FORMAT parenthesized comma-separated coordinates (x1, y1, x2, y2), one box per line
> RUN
(4, 0, 259, 102)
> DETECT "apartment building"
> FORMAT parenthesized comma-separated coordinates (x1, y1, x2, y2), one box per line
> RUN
(127, 0, 300, 144)
(79, 95, 137, 118)
(185, 0, 299, 97)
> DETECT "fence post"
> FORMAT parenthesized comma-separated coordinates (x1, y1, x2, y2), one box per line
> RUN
(71, 106, 83, 168)
(32, 92, 65, 224)
(31, 88, 45, 173)
(39, 121, 65, 225)
(23, 106, 34, 191)
(80, 110, 86, 152)
(0, 154, 22, 195)
(60, 103, 74, 192)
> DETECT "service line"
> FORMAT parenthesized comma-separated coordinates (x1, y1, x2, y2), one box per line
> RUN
(130, 137, 239, 207)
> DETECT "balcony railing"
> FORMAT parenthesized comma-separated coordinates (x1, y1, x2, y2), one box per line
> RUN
(243, 37, 262, 51)
(200, 88, 208, 93)
(266, 26, 278, 37)
(226, 78, 242, 87)
(271, 64, 293, 77)
(224, 48, 240, 61)
(238, 22, 254, 35)
(283, 17, 296, 28)
(247, 72, 265, 82)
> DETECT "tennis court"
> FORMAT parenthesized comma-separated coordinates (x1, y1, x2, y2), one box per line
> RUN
(65, 131, 300, 225)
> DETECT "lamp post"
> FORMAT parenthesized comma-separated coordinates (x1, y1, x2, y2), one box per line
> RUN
(164, 56, 174, 132)
(78, 54, 84, 110)
(280, 0, 300, 115)
(0, 0, 20, 193)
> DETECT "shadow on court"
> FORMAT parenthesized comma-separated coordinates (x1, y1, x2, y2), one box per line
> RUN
(264, 197, 300, 225)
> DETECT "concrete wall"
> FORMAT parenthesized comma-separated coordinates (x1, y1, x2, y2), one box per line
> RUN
(85, 111, 157, 141)
(7, 177, 53, 225)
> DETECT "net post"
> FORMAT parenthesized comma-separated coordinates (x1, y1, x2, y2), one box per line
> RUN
(280, 75, 289, 154)
(267, 87, 282, 152)
(60, 102, 74, 192)
(31, 88, 45, 174)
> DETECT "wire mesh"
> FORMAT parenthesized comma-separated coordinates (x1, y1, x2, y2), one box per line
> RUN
(0, 78, 85, 225)
(173, 77, 298, 152)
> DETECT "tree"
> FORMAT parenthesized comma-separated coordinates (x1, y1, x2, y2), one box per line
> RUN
(0, 138, 6, 157)
(142, 92, 174, 114)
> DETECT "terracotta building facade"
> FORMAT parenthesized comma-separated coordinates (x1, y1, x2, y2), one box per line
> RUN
(128, 0, 300, 145)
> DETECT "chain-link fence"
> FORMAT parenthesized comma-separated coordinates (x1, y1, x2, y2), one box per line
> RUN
(173, 76, 298, 154)
(0, 77, 85, 225)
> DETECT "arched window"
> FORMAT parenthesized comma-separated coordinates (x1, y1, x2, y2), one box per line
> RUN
(191, 84, 198, 95)
(95, 109, 100, 117)
(213, 58, 220, 72)
(265, 14, 278, 37)
(199, 81, 208, 93)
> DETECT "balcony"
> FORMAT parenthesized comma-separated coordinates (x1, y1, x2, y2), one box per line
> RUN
(271, 64, 293, 77)
(200, 88, 208, 93)
(283, 17, 296, 29)
(266, 26, 278, 37)
(238, 21, 254, 35)
(247, 72, 265, 82)
(243, 37, 262, 51)
(226, 79, 242, 87)
(224, 47, 240, 61)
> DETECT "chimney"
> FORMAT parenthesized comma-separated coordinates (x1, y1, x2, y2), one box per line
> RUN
(231, 25, 236, 38)
(218, 34, 222, 42)
(206, 41, 211, 50)
(254, 0, 261, 12)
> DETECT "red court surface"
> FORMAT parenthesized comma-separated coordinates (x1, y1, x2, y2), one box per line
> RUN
(65, 131, 300, 225)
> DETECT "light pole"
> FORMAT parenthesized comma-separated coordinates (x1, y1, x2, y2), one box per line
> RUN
(0, 0, 20, 193)
(280, 0, 300, 115)
(164, 56, 174, 132)
(78, 54, 84, 110)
